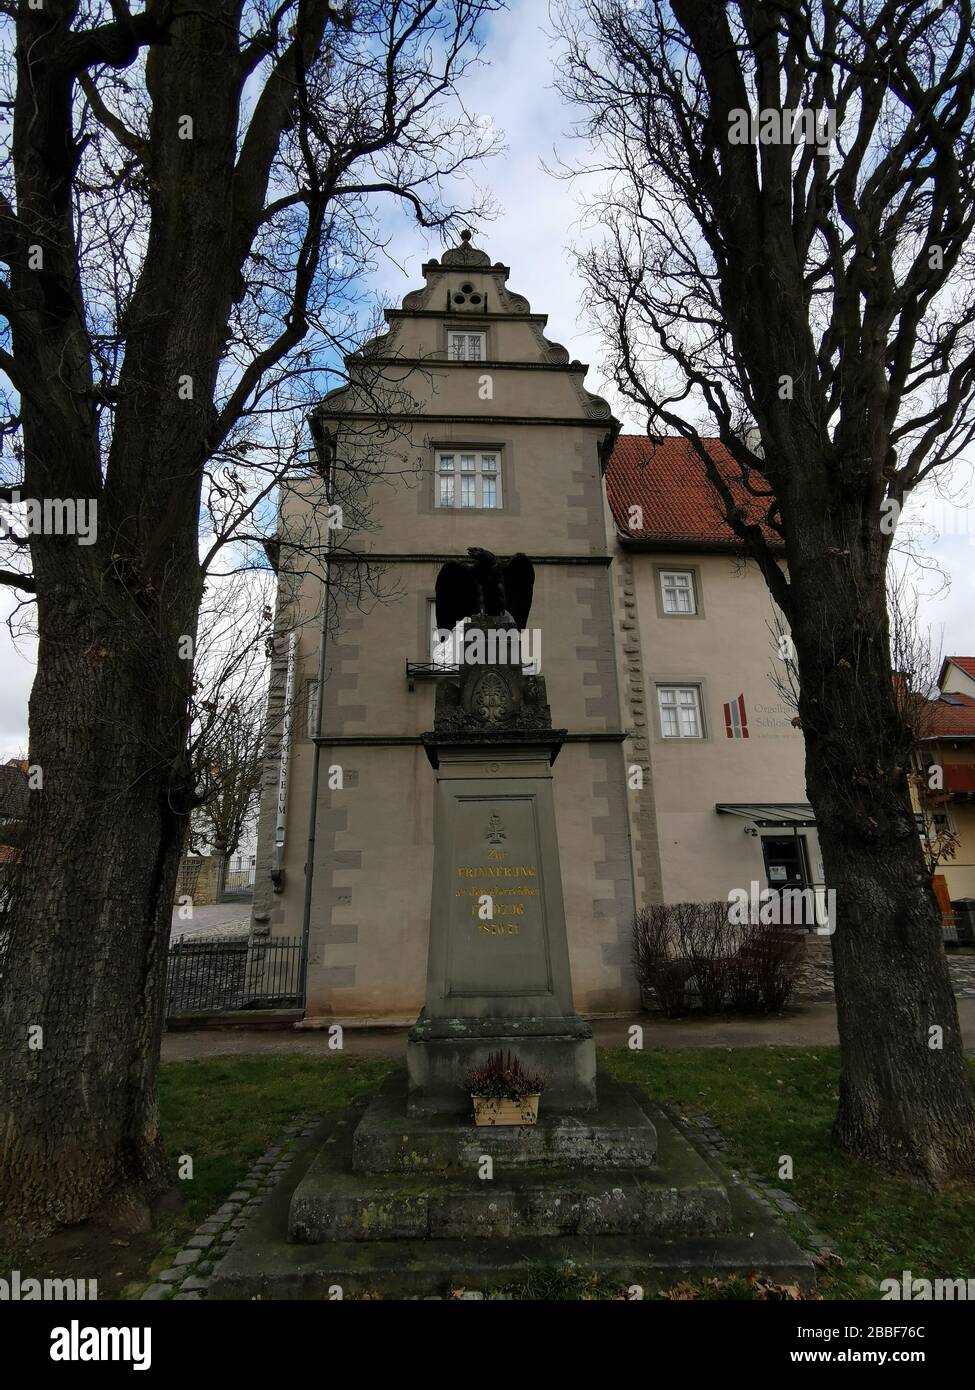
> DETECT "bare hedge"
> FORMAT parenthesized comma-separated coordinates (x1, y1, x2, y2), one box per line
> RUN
(633, 901, 805, 1017)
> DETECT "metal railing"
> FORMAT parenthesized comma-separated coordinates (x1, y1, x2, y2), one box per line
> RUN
(166, 934, 303, 1016)
(221, 866, 254, 896)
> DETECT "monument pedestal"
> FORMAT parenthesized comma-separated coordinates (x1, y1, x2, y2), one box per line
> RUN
(407, 732, 597, 1114)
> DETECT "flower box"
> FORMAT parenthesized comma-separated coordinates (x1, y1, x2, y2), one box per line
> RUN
(472, 1093, 541, 1127)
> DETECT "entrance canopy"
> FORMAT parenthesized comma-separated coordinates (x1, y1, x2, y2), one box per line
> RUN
(715, 802, 816, 828)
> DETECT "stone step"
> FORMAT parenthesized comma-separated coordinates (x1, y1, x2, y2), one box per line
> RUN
(352, 1070, 657, 1175)
(289, 1162, 730, 1243)
(211, 1098, 815, 1299)
(289, 1083, 730, 1243)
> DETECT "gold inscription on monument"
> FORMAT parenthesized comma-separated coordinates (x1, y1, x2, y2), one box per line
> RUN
(454, 849, 538, 936)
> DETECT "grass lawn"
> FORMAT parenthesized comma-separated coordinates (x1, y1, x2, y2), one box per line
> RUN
(603, 1047, 975, 1299)
(2, 1047, 972, 1299)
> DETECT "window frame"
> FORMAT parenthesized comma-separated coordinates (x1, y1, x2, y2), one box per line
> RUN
(434, 448, 503, 510)
(654, 564, 703, 618)
(655, 683, 706, 740)
(429, 602, 467, 668)
(447, 329, 487, 362)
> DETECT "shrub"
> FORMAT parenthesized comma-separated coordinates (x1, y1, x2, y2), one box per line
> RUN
(632, 901, 805, 1016)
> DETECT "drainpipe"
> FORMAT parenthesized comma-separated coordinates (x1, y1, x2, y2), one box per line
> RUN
(298, 430, 334, 1010)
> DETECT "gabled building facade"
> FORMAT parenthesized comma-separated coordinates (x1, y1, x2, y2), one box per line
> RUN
(606, 437, 823, 912)
(251, 236, 824, 1024)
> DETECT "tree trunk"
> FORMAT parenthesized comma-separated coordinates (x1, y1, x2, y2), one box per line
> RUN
(0, 549, 199, 1239)
(789, 508, 975, 1181)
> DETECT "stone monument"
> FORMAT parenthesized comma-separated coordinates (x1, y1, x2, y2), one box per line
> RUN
(212, 549, 815, 1297)
(408, 556, 597, 1111)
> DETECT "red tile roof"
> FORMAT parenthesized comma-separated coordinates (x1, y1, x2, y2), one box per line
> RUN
(606, 436, 782, 549)
(0, 844, 19, 865)
(923, 692, 975, 739)
(939, 657, 975, 686)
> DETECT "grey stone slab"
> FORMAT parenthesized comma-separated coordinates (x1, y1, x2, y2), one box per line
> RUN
(290, 1091, 723, 1244)
(173, 1249, 201, 1267)
(157, 1268, 182, 1284)
(140, 1284, 171, 1300)
(407, 1027, 597, 1115)
(187, 1234, 214, 1249)
(354, 1070, 655, 1174)
(180, 1276, 211, 1293)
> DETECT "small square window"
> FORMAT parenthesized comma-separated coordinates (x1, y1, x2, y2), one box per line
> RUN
(660, 570, 697, 615)
(657, 685, 704, 738)
(449, 332, 485, 362)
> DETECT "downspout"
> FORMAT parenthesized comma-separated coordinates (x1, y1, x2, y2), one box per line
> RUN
(298, 429, 334, 1010)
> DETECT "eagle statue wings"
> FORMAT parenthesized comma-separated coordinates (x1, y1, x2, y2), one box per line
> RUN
(435, 548, 535, 632)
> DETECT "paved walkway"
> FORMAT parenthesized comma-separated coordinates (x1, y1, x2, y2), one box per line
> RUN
(162, 998, 975, 1061)
(170, 900, 251, 941)
(796, 941, 975, 1002)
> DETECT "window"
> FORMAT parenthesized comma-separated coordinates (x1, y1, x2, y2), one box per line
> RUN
(435, 450, 501, 509)
(659, 569, 697, 615)
(657, 685, 704, 738)
(430, 605, 466, 668)
(448, 331, 485, 361)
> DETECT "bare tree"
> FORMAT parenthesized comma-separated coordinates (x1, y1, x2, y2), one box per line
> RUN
(185, 575, 273, 868)
(0, 0, 499, 1237)
(558, 0, 975, 1179)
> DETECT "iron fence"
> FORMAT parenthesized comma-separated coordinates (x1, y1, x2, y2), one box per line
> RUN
(221, 867, 254, 896)
(166, 934, 303, 1016)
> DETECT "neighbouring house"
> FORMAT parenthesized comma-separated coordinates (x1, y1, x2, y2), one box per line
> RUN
(914, 658, 975, 917)
(250, 232, 828, 1025)
(605, 436, 824, 914)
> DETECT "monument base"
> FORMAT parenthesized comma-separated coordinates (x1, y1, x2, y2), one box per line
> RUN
(288, 1084, 722, 1244)
(406, 1012, 597, 1114)
(354, 1071, 655, 1173)
(211, 1075, 816, 1299)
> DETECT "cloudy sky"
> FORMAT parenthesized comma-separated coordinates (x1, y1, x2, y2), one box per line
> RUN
(1, 0, 972, 759)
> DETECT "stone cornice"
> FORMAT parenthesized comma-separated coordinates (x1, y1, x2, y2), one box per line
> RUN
(384, 309, 548, 324)
(322, 553, 613, 566)
(346, 356, 592, 373)
(313, 731, 627, 746)
(310, 410, 615, 429)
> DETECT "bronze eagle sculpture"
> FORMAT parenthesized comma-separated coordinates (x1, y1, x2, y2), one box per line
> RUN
(435, 547, 535, 631)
